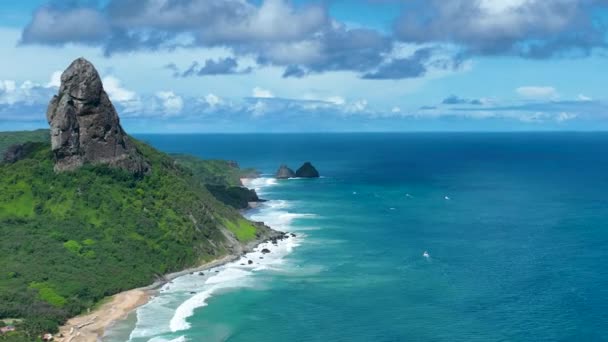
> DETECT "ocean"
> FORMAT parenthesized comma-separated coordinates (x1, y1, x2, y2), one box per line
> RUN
(104, 133, 608, 342)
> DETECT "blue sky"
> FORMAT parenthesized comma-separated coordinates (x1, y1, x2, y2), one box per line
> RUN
(1, 0, 608, 132)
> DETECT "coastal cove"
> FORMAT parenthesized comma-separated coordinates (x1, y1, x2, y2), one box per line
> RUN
(102, 132, 608, 342)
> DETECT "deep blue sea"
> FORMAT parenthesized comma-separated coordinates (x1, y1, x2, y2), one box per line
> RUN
(105, 133, 608, 342)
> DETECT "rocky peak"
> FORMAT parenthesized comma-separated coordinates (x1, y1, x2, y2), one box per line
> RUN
(295, 162, 320, 178)
(46, 58, 149, 175)
(275, 164, 296, 179)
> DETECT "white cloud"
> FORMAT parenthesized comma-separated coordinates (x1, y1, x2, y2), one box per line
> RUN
(479, 0, 528, 14)
(102, 76, 137, 102)
(0, 78, 57, 107)
(556, 112, 577, 122)
(516, 86, 558, 99)
(346, 99, 368, 113)
(326, 96, 345, 106)
(577, 94, 592, 102)
(155, 91, 184, 115)
(204, 93, 222, 107)
(249, 100, 268, 117)
(102, 76, 142, 113)
(47, 71, 62, 88)
(252, 87, 274, 98)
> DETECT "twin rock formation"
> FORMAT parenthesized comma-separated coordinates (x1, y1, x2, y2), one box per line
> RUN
(47, 58, 149, 175)
(276, 162, 320, 179)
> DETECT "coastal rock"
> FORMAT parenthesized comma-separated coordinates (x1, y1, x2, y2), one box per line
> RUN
(261, 248, 271, 254)
(276, 164, 296, 179)
(295, 162, 320, 178)
(46, 57, 149, 175)
(248, 260, 253, 265)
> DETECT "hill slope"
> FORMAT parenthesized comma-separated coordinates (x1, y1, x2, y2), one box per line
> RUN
(0, 135, 278, 340)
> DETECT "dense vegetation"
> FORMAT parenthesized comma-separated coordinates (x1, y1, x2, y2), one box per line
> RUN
(0, 130, 48, 156)
(172, 154, 262, 209)
(0, 132, 269, 341)
(171, 154, 258, 187)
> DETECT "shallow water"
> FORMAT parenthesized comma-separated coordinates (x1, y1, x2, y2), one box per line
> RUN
(106, 133, 608, 341)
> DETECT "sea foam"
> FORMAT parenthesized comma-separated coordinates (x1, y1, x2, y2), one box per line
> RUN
(122, 178, 311, 340)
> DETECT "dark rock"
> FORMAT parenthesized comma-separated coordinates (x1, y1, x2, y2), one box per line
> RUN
(295, 162, 320, 178)
(198, 272, 204, 276)
(190, 291, 196, 294)
(206, 185, 261, 209)
(261, 248, 271, 254)
(291, 233, 296, 237)
(275, 164, 295, 179)
(248, 260, 253, 265)
(46, 57, 150, 175)
(2, 143, 36, 163)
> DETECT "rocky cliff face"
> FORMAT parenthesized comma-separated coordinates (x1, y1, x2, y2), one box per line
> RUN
(46, 58, 149, 174)
(296, 162, 320, 178)
(276, 164, 296, 179)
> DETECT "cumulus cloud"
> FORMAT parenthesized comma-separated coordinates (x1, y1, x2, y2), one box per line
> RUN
(442, 95, 485, 105)
(102, 76, 142, 113)
(556, 112, 578, 122)
(394, 0, 608, 58)
(21, 5, 110, 45)
(47, 71, 62, 88)
(362, 48, 433, 79)
(204, 93, 222, 107)
(168, 58, 252, 77)
(156, 91, 184, 115)
(18, 0, 449, 79)
(516, 86, 558, 99)
(0, 72, 63, 121)
(578, 94, 593, 101)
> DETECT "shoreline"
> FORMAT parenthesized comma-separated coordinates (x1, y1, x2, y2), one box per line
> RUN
(55, 184, 280, 342)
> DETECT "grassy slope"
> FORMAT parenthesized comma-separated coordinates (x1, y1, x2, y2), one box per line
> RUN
(0, 133, 269, 340)
(173, 154, 262, 209)
(0, 130, 48, 156)
(171, 154, 258, 187)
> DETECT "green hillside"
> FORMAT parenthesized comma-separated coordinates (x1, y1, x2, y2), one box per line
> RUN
(172, 154, 262, 209)
(0, 130, 48, 156)
(0, 133, 274, 340)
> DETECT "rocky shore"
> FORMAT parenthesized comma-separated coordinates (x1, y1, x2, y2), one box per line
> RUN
(54, 179, 286, 342)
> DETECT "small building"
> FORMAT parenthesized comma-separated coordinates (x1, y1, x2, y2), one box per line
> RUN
(0, 326, 15, 334)
(42, 333, 54, 341)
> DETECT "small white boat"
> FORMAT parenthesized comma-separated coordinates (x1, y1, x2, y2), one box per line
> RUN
(423, 251, 430, 258)
(444, 196, 450, 200)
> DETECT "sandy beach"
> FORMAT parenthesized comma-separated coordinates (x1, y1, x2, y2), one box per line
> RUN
(54, 255, 243, 342)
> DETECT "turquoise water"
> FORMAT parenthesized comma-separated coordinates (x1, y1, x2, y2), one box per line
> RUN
(106, 133, 608, 341)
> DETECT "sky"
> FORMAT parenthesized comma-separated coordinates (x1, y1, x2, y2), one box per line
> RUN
(1, 0, 608, 133)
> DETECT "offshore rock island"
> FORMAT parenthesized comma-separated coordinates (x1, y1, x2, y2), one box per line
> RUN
(275, 162, 320, 179)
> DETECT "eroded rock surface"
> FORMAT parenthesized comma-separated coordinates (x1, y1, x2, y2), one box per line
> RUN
(47, 58, 149, 174)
